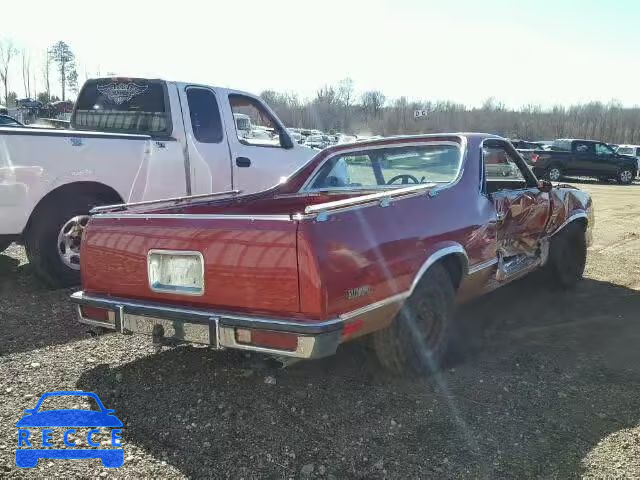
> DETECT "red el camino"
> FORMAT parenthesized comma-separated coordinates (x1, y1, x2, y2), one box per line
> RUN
(71, 134, 593, 373)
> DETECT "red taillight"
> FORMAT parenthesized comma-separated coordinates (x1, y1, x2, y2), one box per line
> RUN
(80, 306, 111, 322)
(235, 329, 299, 351)
(530, 153, 539, 163)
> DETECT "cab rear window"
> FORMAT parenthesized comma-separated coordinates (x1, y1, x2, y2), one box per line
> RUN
(72, 79, 171, 135)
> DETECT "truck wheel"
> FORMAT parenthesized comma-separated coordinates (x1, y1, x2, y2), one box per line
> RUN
(546, 165, 562, 182)
(617, 168, 634, 185)
(24, 193, 98, 288)
(371, 263, 456, 375)
(545, 222, 586, 289)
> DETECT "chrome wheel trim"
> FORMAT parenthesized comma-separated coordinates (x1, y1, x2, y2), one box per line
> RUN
(57, 215, 89, 270)
(549, 168, 561, 181)
(620, 170, 633, 183)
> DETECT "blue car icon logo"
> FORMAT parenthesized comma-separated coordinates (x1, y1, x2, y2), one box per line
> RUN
(15, 391, 123, 468)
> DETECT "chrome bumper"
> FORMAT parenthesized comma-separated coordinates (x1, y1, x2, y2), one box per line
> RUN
(70, 291, 342, 359)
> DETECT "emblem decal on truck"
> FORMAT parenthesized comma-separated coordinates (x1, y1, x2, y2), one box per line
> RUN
(97, 82, 148, 105)
(346, 286, 372, 300)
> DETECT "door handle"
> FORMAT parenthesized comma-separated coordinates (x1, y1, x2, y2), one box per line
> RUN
(236, 157, 251, 168)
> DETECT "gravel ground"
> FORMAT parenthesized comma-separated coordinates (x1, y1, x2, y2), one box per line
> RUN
(1, 180, 639, 479)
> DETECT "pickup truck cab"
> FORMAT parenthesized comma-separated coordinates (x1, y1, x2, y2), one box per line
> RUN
(0, 77, 314, 286)
(529, 138, 637, 184)
(71, 133, 593, 374)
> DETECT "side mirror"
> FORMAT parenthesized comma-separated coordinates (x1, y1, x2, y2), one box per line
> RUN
(537, 179, 553, 192)
(279, 130, 294, 149)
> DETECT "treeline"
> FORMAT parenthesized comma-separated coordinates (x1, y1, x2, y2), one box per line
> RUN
(0, 38, 79, 107)
(261, 80, 640, 144)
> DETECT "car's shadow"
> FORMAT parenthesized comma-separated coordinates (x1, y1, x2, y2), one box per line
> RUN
(77, 275, 640, 479)
(0, 250, 85, 356)
(560, 176, 639, 186)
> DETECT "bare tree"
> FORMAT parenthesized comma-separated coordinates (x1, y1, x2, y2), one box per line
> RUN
(42, 49, 51, 102)
(22, 50, 31, 98)
(0, 38, 18, 106)
(361, 90, 386, 118)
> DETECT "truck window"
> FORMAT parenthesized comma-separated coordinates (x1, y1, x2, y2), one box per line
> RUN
(186, 88, 223, 143)
(72, 78, 170, 135)
(483, 145, 526, 185)
(306, 144, 462, 191)
(573, 141, 594, 154)
(595, 143, 613, 156)
(229, 94, 283, 148)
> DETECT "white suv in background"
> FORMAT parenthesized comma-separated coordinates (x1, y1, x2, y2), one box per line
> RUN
(615, 145, 640, 176)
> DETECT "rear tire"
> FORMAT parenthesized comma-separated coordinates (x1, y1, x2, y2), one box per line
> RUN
(617, 168, 634, 185)
(24, 193, 100, 288)
(371, 263, 456, 375)
(545, 222, 587, 289)
(546, 165, 562, 182)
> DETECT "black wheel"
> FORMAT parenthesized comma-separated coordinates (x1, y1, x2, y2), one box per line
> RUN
(24, 193, 100, 288)
(617, 168, 634, 185)
(371, 263, 456, 375)
(545, 222, 587, 289)
(545, 165, 562, 182)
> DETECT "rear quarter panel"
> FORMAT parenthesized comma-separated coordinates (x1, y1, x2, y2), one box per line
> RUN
(297, 139, 498, 319)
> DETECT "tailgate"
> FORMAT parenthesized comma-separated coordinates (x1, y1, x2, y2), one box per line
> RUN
(81, 215, 300, 314)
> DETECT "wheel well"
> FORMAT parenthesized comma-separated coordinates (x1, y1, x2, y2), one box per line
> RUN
(568, 216, 588, 232)
(24, 182, 123, 235)
(440, 254, 465, 289)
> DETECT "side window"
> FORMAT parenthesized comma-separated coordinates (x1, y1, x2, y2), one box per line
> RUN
(186, 88, 223, 143)
(483, 146, 526, 182)
(595, 143, 613, 156)
(574, 142, 593, 154)
(229, 94, 283, 148)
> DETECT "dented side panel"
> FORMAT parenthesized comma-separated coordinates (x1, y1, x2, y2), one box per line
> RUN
(493, 189, 550, 257)
(546, 185, 594, 244)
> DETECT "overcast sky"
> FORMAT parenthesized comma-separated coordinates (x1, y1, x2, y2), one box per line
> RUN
(2, 0, 638, 108)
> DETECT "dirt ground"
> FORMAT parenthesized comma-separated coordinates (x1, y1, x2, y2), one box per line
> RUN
(0, 180, 639, 479)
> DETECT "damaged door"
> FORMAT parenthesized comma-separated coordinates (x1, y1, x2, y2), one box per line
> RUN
(483, 140, 550, 281)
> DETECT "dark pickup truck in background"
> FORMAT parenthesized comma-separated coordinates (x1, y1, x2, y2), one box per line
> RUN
(529, 139, 638, 184)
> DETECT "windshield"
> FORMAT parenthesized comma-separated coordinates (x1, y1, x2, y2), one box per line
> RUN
(305, 143, 461, 191)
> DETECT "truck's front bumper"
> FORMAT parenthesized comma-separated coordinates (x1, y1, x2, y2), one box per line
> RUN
(70, 291, 343, 359)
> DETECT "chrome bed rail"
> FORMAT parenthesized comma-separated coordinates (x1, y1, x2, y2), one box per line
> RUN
(90, 189, 242, 214)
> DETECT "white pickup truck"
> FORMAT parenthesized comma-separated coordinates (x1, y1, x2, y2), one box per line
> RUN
(0, 77, 315, 287)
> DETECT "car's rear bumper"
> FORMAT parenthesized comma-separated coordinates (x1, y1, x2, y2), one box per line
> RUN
(70, 291, 343, 359)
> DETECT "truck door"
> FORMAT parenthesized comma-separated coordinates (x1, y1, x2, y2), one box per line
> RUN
(483, 140, 550, 268)
(570, 141, 595, 175)
(591, 142, 620, 177)
(222, 93, 314, 193)
(178, 86, 233, 196)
